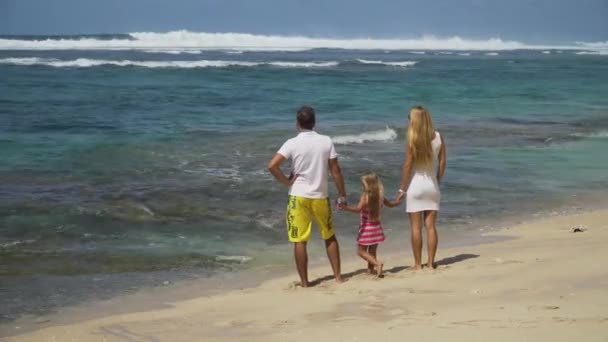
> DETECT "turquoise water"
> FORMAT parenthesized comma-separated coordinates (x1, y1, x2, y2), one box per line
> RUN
(1, 44, 608, 321)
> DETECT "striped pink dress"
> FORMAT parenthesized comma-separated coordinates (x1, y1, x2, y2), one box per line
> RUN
(356, 209, 386, 246)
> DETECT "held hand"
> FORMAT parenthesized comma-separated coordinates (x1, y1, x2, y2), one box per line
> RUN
(336, 196, 347, 210)
(395, 190, 405, 202)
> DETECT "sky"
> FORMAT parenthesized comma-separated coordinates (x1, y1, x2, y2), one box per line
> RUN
(1, 0, 607, 43)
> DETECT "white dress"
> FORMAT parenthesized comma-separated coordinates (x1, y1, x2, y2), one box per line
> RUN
(406, 131, 442, 213)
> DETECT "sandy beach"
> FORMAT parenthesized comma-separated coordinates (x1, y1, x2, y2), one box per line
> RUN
(3, 209, 607, 341)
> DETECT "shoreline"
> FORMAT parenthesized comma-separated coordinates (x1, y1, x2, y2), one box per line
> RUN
(2, 209, 608, 341)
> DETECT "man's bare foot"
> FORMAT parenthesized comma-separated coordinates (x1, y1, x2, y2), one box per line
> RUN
(376, 262, 384, 278)
(411, 264, 423, 271)
(426, 262, 437, 270)
(289, 281, 308, 289)
(335, 276, 346, 284)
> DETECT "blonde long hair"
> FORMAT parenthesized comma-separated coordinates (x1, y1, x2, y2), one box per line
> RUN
(407, 106, 435, 169)
(361, 172, 384, 221)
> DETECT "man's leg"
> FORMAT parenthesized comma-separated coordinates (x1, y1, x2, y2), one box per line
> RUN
(325, 235, 344, 283)
(294, 242, 309, 287)
(287, 196, 312, 287)
(312, 198, 344, 283)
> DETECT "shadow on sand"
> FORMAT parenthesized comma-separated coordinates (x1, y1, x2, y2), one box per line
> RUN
(307, 253, 480, 287)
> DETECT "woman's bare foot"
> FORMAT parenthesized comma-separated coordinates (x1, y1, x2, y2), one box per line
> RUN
(411, 264, 423, 271)
(426, 262, 437, 270)
(376, 262, 384, 278)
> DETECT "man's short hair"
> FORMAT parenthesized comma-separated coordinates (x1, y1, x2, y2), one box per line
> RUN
(297, 106, 316, 130)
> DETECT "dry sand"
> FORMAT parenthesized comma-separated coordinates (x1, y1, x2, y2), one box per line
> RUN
(4, 210, 608, 341)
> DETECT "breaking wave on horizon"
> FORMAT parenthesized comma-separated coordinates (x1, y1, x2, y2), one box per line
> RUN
(1, 30, 605, 52)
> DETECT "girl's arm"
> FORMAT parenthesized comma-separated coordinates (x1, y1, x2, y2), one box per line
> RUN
(437, 135, 447, 184)
(340, 194, 367, 213)
(396, 144, 414, 201)
(383, 197, 402, 208)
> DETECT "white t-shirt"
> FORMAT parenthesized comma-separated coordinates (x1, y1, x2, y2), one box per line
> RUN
(277, 130, 338, 199)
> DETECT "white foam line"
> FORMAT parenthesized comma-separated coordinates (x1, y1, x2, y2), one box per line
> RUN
(356, 59, 417, 67)
(0, 30, 601, 51)
(332, 127, 398, 145)
(0, 57, 340, 68)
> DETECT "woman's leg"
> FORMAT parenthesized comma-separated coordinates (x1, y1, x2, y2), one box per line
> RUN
(409, 212, 423, 270)
(424, 210, 438, 269)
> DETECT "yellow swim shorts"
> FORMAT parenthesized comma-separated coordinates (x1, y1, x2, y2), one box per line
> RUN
(286, 196, 334, 243)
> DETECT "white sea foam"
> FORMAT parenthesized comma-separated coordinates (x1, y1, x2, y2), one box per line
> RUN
(268, 61, 339, 67)
(142, 49, 203, 54)
(574, 41, 608, 55)
(332, 127, 398, 145)
(0, 57, 339, 68)
(410, 51, 426, 54)
(0, 239, 37, 248)
(542, 50, 551, 54)
(215, 255, 253, 264)
(458, 52, 471, 56)
(575, 50, 608, 55)
(355, 59, 417, 67)
(485, 52, 499, 56)
(574, 130, 608, 138)
(0, 30, 585, 51)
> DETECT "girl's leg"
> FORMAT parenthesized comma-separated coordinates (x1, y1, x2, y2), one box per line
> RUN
(357, 244, 383, 277)
(409, 212, 423, 270)
(366, 246, 374, 274)
(368, 245, 378, 273)
(424, 211, 438, 269)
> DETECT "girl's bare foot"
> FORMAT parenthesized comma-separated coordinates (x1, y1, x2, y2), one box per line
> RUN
(376, 262, 384, 278)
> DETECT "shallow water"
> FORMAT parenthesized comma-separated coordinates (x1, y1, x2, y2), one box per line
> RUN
(1, 43, 608, 321)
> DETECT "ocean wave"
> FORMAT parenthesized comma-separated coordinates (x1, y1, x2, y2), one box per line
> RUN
(0, 57, 339, 68)
(0, 239, 37, 248)
(355, 59, 417, 67)
(485, 52, 499, 56)
(142, 49, 203, 54)
(332, 127, 398, 145)
(574, 41, 608, 55)
(215, 255, 253, 264)
(574, 130, 608, 139)
(0, 30, 582, 51)
(575, 50, 608, 55)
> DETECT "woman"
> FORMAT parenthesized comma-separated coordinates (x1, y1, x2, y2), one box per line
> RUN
(396, 106, 446, 270)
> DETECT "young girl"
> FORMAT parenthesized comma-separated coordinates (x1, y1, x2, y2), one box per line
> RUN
(340, 172, 401, 277)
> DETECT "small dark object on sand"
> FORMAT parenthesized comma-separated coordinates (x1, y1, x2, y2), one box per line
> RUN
(571, 225, 586, 233)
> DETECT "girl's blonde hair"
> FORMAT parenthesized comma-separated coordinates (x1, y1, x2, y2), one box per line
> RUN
(407, 106, 435, 169)
(361, 172, 384, 221)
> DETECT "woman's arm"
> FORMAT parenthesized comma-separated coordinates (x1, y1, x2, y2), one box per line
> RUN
(396, 144, 414, 201)
(437, 135, 446, 184)
(341, 194, 367, 213)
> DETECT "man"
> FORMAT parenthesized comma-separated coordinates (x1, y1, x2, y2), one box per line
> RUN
(267, 105, 347, 287)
